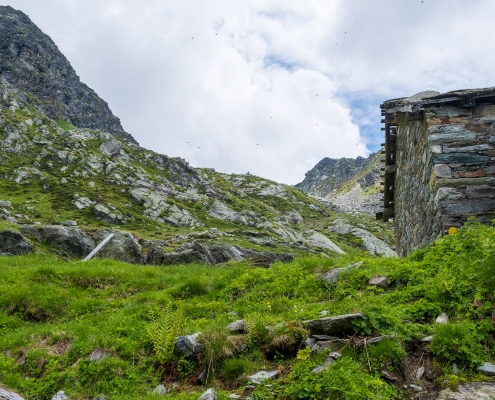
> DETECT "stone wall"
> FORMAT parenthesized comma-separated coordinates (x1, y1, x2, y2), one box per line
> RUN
(393, 102, 495, 256)
(394, 120, 441, 256)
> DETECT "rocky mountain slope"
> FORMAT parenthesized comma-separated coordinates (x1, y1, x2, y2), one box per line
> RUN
(295, 152, 382, 214)
(0, 6, 395, 265)
(0, 6, 135, 143)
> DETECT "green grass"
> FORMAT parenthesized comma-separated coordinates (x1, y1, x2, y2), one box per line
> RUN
(2, 220, 495, 398)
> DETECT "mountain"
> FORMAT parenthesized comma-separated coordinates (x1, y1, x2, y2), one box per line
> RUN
(0, 6, 136, 143)
(295, 152, 382, 214)
(0, 6, 395, 265)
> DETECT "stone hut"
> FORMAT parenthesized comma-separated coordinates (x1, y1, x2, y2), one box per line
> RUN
(377, 87, 495, 256)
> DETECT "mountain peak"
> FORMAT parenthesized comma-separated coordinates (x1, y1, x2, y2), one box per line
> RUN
(0, 6, 137, 144)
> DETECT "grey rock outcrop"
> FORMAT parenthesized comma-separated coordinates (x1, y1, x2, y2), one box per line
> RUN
(307, 313, 365, 337)
(149, 242, 292, 266)
(93, 204, 125, 224)
(92, 230, 141, 264)
(21, 225, 95, 257)
(328, 220, 396, 257)
(0, 230, 33, 255)
(0, 6, 136, 143)
(305, 231, 345, 254)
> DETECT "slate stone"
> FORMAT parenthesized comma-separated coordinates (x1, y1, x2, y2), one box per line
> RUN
(226, 320, 246, 334)
(174, 333, 203, 357)
(317, 262, 363, 285)
(307, 313, 365, 337)
(42, 225, 95, 257)
(311, 356, 336, 374)
(92, 229, 141, 264)
(248, 370, 279, 384)
(441, 199, 495, 215)
(434, 164, 452, 179)
(433, 153, 491, 164)
(368, 276, 388, 288)
(0, 388, 25, 400)
(466, 185, 495, 198)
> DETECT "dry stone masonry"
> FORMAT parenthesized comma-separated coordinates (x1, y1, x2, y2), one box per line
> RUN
(378, 87, 495, 256)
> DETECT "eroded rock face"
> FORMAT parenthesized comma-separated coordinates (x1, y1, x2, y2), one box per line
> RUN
(0, 6, 136, 143)
(0, 230, 32, 255)
(21, 225, 95, 257)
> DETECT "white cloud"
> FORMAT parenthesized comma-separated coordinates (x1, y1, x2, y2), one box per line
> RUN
(3, 0, 495, 183)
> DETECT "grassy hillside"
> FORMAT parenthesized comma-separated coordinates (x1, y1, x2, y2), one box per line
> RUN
(2, 220, 495, 399)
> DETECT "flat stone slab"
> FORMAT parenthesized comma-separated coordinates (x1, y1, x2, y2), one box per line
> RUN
(307, 313, 365, 337)
(478, 362, 495, 375)
(248, 370, 279, 384)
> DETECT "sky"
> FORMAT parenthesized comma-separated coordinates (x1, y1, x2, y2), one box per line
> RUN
(2, 1, 495, 184)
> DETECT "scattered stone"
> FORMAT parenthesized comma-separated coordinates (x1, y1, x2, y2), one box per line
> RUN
(0, 200, 11, 207)
(311, 334, 339, 341)
(317, 262, 363, 285)
(152, 385, 166, 396)
(319, 310, 329, 317)
(307, 313, 365, 337)
(328, 352, 342, 359)
(226, 320, 246, 334)
(93, 396, 105, 400)
(248, 370, 279, 384)
(174, 333, 203, 357)
(380, 370, 397, 381)
(452, 363, 459, 376)
(305, 337, 318, 348)
(311, 356, 336, 374)
(409, 384, 422, 393)
(51, 392, 69, 400)
(436, 313, 449, 325)
(416, 366, 425, 380)
(365, 334, 396, 345)
(436, 382, 495, 399)
(196, 369, 207, 384)
(88, 348, 110, 361)
(478, 362, 495, 375)
(368, 276, 388, 288)
(0, 230, 33, 255)
(421, 335, 433, 342)
(311, 340, 345, 353)
(198, 388, 217, 400)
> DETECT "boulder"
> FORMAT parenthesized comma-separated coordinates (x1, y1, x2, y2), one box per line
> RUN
(208, 200, 248, 225)
(368, 276, 388, 288)
(436, 382, 495, 399)
(305, 232, 345, 254)
(174, 333, 203, 357)
(0, 230, 33, 255)
(198, 388, 217, 400)
(91, 230, 141, 264)
(317, 261, 363, 285)
(71, 196, 95, 210)
(307, 313, 365, 337)
(226, 320, 246, 334)
(42, 225, 95, 257)
(436, 313, 449, 325)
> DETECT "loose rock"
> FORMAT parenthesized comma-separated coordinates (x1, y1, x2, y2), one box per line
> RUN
(317, 262, 363, 285)
(478, 362, 495, 375)
(0, 230, 32, 255)
(368, 276, 388, 288)
(436, 313, 449, 325)
(198, 388, 217, 400)
(307, 313, 365, 337)
(248, 370, 279, 384)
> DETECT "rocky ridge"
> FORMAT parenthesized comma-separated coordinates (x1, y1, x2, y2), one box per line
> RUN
(0, 6, 136, 143)
(295, 151, 382, 214)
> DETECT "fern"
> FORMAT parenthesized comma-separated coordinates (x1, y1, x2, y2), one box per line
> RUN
(146, 302, 184, 364)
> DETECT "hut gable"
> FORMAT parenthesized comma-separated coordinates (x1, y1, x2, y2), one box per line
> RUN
(378, 87, 495, 256)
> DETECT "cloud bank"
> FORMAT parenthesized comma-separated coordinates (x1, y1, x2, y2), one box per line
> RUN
(3, 0, 495, 184)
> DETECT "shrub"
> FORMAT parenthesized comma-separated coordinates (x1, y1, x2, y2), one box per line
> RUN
(221, 358, 250, 384)
(430, 322, 484, 367)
